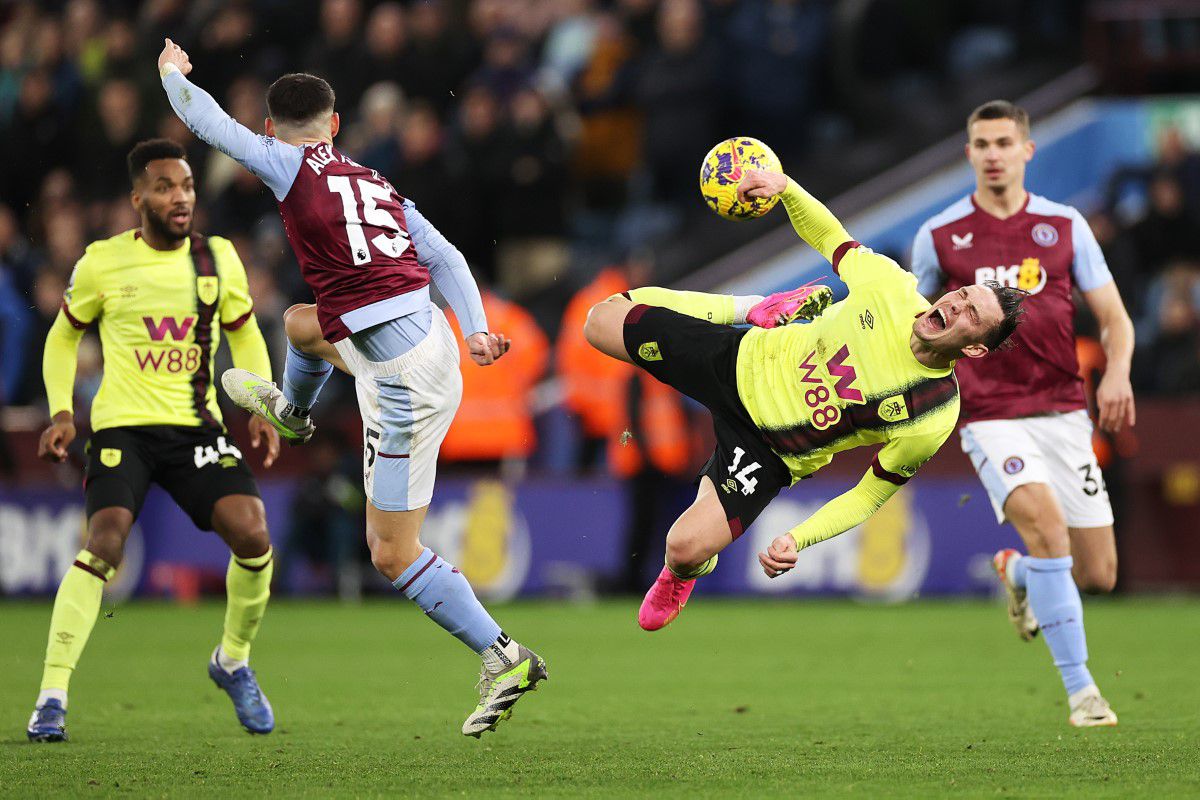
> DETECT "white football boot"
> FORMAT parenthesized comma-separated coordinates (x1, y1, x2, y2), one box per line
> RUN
(993, 549, 1039, 642)
(221, 368, 315, 444)
(1068, 685, 1118, 727)
(462, 638, 548, 738)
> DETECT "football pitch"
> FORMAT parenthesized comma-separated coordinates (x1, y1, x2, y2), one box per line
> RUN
(2, 597, 1197, 798)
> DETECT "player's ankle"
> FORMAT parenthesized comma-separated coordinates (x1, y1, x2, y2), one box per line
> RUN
(37, 688, 67, 709)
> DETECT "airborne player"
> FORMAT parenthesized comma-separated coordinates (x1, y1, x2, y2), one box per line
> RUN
(911, 100, 1136, 727)
(155, 39, 545, 737)
(584, 169, 1026, 636)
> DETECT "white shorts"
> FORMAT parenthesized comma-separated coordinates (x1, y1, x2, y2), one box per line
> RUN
(960, 409, 1114, 528)
(333, 304, 462, 512)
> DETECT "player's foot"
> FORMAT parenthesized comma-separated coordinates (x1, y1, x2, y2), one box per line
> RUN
(208, 649, 275, 734)
(221, 368, 315, 444)
(1068, 685, 1118, 727)
(746, 279, 833, 328)
(26, 699, 68, 743)
(638, 566, 696, 631)
(462, 644, 548, 738)
(993, 548, 1039, 642)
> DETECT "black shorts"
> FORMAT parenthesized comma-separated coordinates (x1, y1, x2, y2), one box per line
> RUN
(623, 305, 791, 538)
(84, 426, 260, 531)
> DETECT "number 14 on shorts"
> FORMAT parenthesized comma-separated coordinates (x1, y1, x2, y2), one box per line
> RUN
(727, 447, 761, 496)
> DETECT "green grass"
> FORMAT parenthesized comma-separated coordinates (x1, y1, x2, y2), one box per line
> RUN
(2, 597, 1198, 798)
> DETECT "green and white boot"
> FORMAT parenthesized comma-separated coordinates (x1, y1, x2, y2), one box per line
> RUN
(462, 638, 548, 738)
(221, 368, 315, 444)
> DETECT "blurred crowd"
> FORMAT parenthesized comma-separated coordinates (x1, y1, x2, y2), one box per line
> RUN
(1090, 127, 1200, 395)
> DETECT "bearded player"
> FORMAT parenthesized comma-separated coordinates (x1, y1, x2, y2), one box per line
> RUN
(911, 100, 1136, 727)
(155, 39, 544, 737)
(27, 139, 280, 742)
(584, 169, 1026, 634)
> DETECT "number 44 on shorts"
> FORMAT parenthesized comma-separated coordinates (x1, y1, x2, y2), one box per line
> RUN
(725, 446, 761, 496)
(193, 436, 243, 468)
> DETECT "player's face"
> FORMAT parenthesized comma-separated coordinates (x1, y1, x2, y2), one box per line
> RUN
(132, 158, 195, 241)
(966, 119, 1034, 192)
(914, 284, 1004, 358)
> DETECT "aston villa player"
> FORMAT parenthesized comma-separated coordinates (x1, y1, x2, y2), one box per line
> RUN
(911, 100, 1136, 727)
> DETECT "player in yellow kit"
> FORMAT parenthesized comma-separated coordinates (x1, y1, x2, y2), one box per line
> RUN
(27, 139, 281, 742)
(584, 169, 1028, 630)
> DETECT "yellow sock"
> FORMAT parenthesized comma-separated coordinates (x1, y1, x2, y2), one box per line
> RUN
(627, 287, 737, 324)
(221, 548, 273, 663)
(669, 553, 719, 580)
(41, 550, 114, 693)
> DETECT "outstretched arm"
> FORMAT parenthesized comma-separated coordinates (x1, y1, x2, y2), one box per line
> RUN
(757, 469, 901, 577)
(738, 171, 853, 264)
(157, 38, 302, 201)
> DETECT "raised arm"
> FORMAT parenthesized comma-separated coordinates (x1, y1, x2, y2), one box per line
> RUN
(157, 38, 302, 201)
(738, 171, 853, 264)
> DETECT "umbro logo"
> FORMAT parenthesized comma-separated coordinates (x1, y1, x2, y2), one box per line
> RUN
(859, 308, 874, 330)
(951, 232, 973, 250)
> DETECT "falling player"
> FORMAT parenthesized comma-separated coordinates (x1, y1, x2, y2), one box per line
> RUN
(27, 139, 280, 742)
(911, 100, 1135, 727)
(583, 168, 1027, 634)
(155, 39, 545, 737)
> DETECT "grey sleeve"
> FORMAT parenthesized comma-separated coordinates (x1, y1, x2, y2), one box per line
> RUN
(403, 200, 488, 337)
(909, 221, 944, 298)
(161, 70, 303, 202)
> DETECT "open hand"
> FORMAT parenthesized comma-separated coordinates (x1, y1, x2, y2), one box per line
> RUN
(157, 37, 193, 77)
(758, 533, 798, 579)
(737, 170, 788, 204)
(248, 416, 280, 469)
(467, 332, 510, 366)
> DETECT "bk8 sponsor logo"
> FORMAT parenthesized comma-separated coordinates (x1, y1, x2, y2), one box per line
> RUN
(974, 257, 1046, 294)
(136, 315, 201, 373)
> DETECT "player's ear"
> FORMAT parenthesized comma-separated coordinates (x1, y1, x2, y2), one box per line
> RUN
(265, 117, 275, 138)
(129, 187, 141, 214)
(330, 112, 340, 139)
(961, 342, 990, 359)
(1023, 138, 1035, 162)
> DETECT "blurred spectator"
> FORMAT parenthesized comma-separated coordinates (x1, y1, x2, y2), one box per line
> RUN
(394, 101, 456, 232)
(448, 84, 508, 281)
(1157, 127, 1200, 213)
(634, 0, 719, 208)
(403, 0, 476, 116)
(470, 27, 534, 105)
(79, 78, 147, 200)
(0, 203, 38, 296)
(11, 270, 67, 407)
(1135, 265, 1200, 395)
(364, 3, 409, 85)
(442, 291, 549, 473)
(197, 4, 258, 102)
(305, 0, 370, 111)
(4, 70, 74, 216)
(349, 82, 406, 180)
(0, 255, 32, 405)
(495, 86, 570, 300)
(1131, 173, 1200, 275)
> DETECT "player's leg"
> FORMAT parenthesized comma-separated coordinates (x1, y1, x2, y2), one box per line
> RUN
(1002, 484, 1115, 725)
(222, 304, 340, 443)
(166, 429, 275, 733)
(355, 306, 545, 736)
(29, 430, 151, 742)
(1069, 526, 1117, 594)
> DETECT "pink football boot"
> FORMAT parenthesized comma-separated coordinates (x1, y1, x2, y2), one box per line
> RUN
(638, 566, 696, 631)
(746, 279, 833, 329)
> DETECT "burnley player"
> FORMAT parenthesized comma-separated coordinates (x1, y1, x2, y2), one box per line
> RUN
(27, 139, 280, 742)
(156, 40, 544, 737)
(584, 169, 1026, 634)
(911, 100, 1136, 727)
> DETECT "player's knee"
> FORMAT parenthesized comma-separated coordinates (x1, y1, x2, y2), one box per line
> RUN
(85, 511, 133, 567)
(664, 531, 707, 572)
(583, 303, 609, 349)
(228, 516, 271, 561)
(283, 303, 320, 348)
(366, 534, 416, 582)
(1076, 559, 1117, 594)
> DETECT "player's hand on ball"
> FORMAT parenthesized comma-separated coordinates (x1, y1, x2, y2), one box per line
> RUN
(157, 37, 193, 77)
(758, 534, 798, 579)
(37, 413, 76, 463)
(737, 170, 788, 203)
(248, 416, 280, 469)
(1096, 370, 1135, 433)
(468, 332, 510, 366)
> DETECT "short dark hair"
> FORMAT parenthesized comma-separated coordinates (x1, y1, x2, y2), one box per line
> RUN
(127, 138, 187, 184)
(982, 281, 1028, 351)
(967, 100, 1030, 139)
(266, 73, 336, 126)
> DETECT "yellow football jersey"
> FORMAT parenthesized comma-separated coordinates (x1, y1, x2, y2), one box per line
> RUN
(60, 230, 255, 431)
(736, 244, 959, 484)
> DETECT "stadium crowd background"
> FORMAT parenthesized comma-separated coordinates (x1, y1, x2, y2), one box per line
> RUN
(1, 0, 1199, 590)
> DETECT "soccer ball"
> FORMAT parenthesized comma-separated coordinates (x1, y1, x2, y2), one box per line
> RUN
(699, 137, 782, 221)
